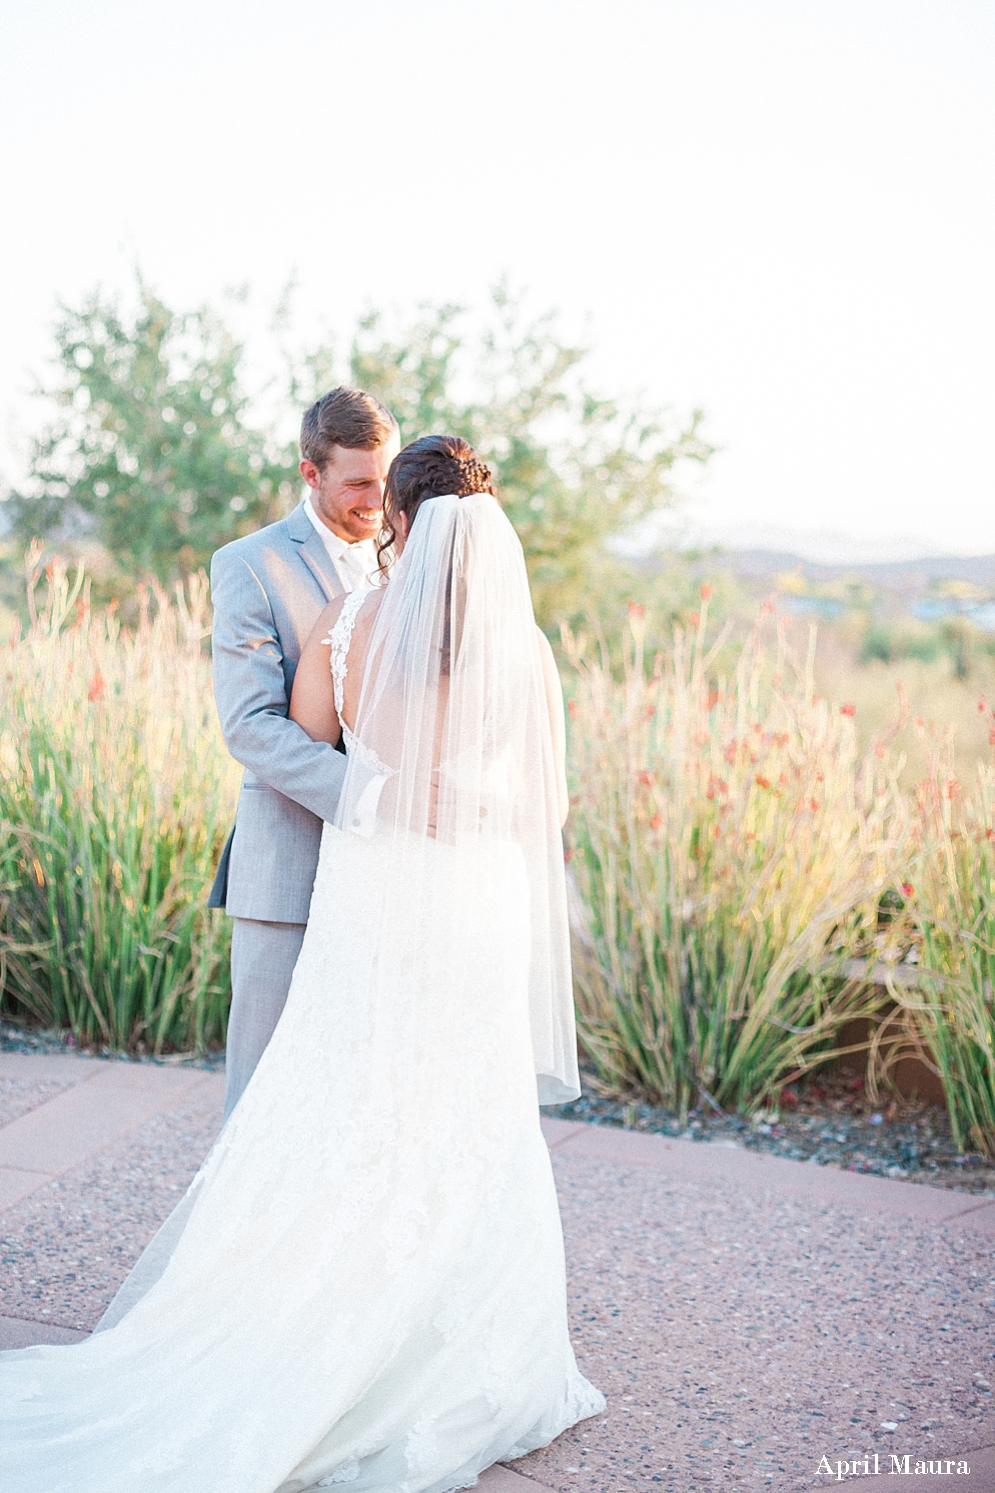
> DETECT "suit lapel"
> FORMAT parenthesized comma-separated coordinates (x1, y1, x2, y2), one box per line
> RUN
(286, 501, 343, 603)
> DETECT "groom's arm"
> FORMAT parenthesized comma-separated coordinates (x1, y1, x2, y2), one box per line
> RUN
(210, 546, 345, 823)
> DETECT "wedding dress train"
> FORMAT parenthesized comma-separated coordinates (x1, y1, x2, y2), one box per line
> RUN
(0, 492, 604, 1491)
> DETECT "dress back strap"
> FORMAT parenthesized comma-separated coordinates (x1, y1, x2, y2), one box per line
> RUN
(323, 589, 368, 721)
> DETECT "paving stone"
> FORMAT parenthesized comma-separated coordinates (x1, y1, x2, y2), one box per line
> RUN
(2, 1055, 993, 1492)
(510, 1150, 995, 1491)
(0, 1070, 88, 1129)
(0, 1089, 222, 1329)
(0, 1061, 216, 1175)
(0, 1314, 87, 1348)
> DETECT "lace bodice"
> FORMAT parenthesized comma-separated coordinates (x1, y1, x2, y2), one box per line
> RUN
(321, 589, 395, 833)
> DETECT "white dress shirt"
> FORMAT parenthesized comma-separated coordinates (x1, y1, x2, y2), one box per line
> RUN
(303, 497, 380, 592)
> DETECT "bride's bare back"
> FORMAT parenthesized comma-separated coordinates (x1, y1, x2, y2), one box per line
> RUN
(291, 588, 383, 745)
(291, 585, 569, 825)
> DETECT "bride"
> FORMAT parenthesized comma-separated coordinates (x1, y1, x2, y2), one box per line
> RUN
(0, 434, 604, 1492)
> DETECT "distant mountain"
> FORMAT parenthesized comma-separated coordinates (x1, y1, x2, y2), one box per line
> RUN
(670, 523, 947, 568)
(693, 547, 995, 594)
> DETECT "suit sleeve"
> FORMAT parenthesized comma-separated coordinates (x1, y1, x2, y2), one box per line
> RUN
(210, 546, 345, 823)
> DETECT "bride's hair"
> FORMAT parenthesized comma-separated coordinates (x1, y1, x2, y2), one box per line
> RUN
(378, 435, 494, 574)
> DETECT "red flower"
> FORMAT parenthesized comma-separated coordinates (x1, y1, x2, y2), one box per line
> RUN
(700, 583, 714, 601)
(88, 670, 105, 703)
(901, 883, 914, 897)
(755, 774, 771, 790)
(649, 813, 662, 831)
(840, 702, 856, 717)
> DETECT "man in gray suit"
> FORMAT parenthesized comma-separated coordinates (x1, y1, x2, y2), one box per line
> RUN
(209, 387, 400, 1117)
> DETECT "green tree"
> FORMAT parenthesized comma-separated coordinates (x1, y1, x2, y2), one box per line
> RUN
(295, 286, 713, 626)
(7, 278, 297, 582)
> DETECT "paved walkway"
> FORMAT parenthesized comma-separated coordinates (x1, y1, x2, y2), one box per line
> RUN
(1, 1052, 994, 1491)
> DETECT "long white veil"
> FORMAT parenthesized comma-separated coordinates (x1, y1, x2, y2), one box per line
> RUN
(95, 491, 579, 1334)
(336, 492, 580, 1106)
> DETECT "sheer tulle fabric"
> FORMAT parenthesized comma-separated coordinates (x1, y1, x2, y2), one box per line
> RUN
(0, 491, 602, 1491)
(339, 492, 579, 1106)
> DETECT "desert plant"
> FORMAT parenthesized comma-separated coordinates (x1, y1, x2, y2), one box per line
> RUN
(0, 551, 239, 1050)
(876, 729, 995, 1152)
(564, 596, 907, 1117)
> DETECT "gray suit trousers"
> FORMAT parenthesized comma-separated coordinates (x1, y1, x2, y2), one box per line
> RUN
(224, 918, 307, 1119)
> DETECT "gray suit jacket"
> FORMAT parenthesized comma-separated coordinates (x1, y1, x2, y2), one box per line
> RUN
(208, 501, 347, 923)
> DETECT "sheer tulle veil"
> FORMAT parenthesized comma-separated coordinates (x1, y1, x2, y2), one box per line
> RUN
(338, 491, 580, 1106)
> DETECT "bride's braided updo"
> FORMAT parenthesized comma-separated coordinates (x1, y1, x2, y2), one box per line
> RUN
(377, 435, 495, 574)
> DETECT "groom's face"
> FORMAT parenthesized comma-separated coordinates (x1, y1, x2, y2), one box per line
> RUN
(301, 438, 400, 544)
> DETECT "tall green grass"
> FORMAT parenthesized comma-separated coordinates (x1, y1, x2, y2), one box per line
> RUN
(0, 555, 238, 1051)
(875, 734, 995, 1153)
(564, 597, 908, 1118)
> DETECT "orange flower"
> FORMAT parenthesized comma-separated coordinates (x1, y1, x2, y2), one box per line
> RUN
(755, 774, 771, 789)
(700, 583, 714, 601)
(649, 813, 662, 831)
(840, 702, 856, 717)
(88, 670, 105, 703)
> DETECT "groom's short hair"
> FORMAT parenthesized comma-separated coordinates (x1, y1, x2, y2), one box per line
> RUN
(300, 388, 398, 469)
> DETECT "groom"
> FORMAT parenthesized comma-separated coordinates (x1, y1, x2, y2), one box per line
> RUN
(209, 387, 400, 1117)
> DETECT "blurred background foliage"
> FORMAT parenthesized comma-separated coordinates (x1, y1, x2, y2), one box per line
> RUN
(3, 273, 712, 633)
(4, 278, 298, 585)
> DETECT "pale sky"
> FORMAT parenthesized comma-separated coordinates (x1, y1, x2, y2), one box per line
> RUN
(1, 0, 993, 556)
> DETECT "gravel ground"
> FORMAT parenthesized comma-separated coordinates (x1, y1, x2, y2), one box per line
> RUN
(546, 1067, 995, 1196)
(518, 1147, 995, 1491)
(0, 1020, 225, 1071)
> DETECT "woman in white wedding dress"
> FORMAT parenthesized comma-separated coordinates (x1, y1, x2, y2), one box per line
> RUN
(0, 435, 604, 1492)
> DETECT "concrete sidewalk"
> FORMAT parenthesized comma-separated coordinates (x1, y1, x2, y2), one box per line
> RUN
(1, 1052, 993, 1491)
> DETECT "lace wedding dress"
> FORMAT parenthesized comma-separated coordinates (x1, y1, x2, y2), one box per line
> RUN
(0, 493, 604, 1493)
